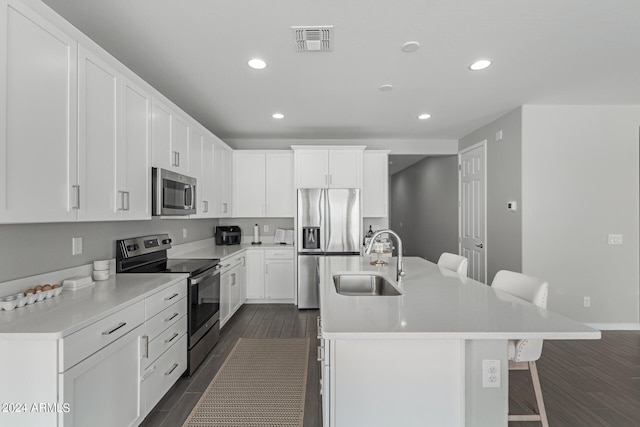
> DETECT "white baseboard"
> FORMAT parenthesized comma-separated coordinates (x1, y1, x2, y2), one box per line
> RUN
(585, 323, 640, 331)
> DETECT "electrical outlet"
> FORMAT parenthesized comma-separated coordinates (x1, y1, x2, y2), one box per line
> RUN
(182, 228, 188, 239)
(264, 224, 269, 233)
(608, 234, 623, 245)
(72, 237, 83, 255)
(584, 296, 591, 308)
(482, 360, 501, 388)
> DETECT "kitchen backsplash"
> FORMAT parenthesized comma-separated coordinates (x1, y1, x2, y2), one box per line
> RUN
(0, 217, 218, 284)
(218, 218, 294, 242)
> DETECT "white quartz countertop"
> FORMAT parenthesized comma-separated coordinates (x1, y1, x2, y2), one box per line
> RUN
(0, 273, 188, 339)
(319, 256, 601, 340)
(168, 239, 293, 260)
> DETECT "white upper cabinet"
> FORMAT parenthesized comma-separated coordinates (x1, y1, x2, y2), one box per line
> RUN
(233, 152, 266, 217)
(77, 45, 120, 222)
(294, 147, 364, 189)
(120, 78, 151, 220)
(78, 48, 151, 222)
(0, 1, 78, 223)
(190, 129, 217, 218)
(151, 99, 190, 175)
(213, 139, 233, 217)
(363, 151, 389, 217)
(233, 151, 294, 218)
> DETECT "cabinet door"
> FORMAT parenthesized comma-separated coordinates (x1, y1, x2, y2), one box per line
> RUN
(295, 149, 329, 188)
(0, 1, 78, 223)
(233, 152, 266, 217)
(77, 45, 119, 221)
(171, 115, 189, 173)
(194, 136, 215, 218)
(61, 325, 143, 427)
(329, 150, 363, 188)
(121, 78, 151, 220)
(245, 250, 265, 299)
(265, 259, 295, 299)
(213, 140, 232, 217)
(151, 99, 172, 169)
(363, 151, 388, 217)
(266, 151, 294, 217)
(219, 270, 231, 326)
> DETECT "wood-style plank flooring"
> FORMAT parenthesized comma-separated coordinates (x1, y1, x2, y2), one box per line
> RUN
(141, 304, 640, 427)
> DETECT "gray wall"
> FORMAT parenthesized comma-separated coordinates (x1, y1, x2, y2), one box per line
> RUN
(389, 156, 458, 262)
(0, 218, 218, 283)
(459, 107, 523, 283)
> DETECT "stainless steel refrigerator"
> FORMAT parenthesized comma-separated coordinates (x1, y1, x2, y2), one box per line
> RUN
(297, 188, 361, 309)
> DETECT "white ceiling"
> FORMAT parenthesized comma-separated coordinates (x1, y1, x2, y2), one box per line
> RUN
(41, 0, 640, 147)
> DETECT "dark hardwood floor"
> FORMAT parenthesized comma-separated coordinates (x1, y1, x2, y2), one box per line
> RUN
(141, 304, 640, 427)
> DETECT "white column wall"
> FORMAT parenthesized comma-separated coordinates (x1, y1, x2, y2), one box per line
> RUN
(521, 105, 640, 324)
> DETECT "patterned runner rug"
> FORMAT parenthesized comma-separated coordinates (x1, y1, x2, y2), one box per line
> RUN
(182, 338, 310, 427)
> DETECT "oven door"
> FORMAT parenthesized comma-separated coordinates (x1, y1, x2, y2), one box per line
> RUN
(188, 266, 220, 347)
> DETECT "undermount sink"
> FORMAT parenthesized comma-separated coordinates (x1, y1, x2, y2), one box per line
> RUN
(333, 272, 402, 296)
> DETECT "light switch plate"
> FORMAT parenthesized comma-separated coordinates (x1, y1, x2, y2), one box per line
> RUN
(72, 237, 83, 255)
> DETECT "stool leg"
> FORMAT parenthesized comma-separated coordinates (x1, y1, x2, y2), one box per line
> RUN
(529, 361, 549, 427)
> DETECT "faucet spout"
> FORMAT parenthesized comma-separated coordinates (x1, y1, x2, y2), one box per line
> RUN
(364, 229, 405, 282)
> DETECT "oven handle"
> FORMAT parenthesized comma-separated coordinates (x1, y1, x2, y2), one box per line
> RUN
(190, 267, 220, 285)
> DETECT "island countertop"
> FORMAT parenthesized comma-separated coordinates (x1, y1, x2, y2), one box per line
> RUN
(319, 256, 601, 340)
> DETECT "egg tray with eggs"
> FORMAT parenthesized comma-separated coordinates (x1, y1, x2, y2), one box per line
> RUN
(0, 284, 63, 311)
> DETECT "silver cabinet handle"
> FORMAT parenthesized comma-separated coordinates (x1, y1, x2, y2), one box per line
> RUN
(141, 364, 156, 381)
(124, 191, 130, 211)
(164, 332, 179, 344)
(222, 202, 228, 214)
(317, 345, 325, 362)
(176, 152, 180, 167)
(118, 191, 125, 211)
(142, 335, 149, 358)
(72, 185, 80, 209)
(316, 316, 322, 339)
(475, 243, 484, 249)
(102, 321, 126, 335)
(164, 292, 179, 301)
(165, 312, 179, 322)
(329, 174, 333, 185)
(165, 362, 179, 376)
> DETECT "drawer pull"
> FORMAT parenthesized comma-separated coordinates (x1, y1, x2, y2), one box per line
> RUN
(317, 345, 325, 362)
(164, 292, 179, 301)
(165, 312, 179, 322)
(165, 363, 179, 376)
(165, 332, 179, 344)
(102, 322, 127, 336)
(141, 365, 156, 381)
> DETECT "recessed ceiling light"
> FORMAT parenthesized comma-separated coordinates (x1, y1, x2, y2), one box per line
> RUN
(401, 41, 420, 53)
(248, 58, 267, 70)
(272, 113, 284, 119)
(379, 84, 393, 92)
(469, 59, 492, 71)
(417, 113, 431, 120)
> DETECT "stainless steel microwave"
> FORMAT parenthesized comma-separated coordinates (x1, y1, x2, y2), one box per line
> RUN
(152, 168, 197, 216)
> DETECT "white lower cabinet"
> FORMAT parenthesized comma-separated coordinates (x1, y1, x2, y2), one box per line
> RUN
(60, 324, 144, 427)
(220, 253, 246, 327)
(140, 280, 188, 417)
(246, 249, 295, 302)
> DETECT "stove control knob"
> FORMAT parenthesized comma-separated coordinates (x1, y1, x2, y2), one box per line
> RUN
(162, 238, 172, 245)
(127, 244, 139, 251)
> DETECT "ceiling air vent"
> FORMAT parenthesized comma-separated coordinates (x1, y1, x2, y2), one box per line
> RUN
(292, 26, 333, 52)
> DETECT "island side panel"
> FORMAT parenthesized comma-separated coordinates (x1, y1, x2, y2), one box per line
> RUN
(465, 340, 509, 427)
(331, 339, 464, 427)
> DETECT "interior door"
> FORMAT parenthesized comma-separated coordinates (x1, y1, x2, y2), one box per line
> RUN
(459, 143, 486, 283)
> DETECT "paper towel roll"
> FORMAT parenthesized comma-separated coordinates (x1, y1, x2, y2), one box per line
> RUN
(253, 224, 260, 243)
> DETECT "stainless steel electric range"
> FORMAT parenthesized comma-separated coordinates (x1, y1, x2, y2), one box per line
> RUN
(116, 234, 220, 376)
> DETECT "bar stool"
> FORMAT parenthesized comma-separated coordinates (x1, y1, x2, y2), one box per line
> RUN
(437, 252, 468, 276)
(491, 270, 549, 427)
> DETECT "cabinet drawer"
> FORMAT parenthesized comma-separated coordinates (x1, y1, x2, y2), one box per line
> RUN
(61, 300, 145, 372)
(144, 314, 187, 369)
(145, 280, 187, 319)
(142, 333, 187, 414)
(264, 249, 293, 259)
(145, 297, 187, 341)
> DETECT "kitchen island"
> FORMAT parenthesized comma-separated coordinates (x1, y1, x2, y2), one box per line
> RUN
(318, 256, 600, 427)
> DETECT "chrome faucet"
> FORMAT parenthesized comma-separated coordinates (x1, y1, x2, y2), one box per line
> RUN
(364, 229, 405, 281)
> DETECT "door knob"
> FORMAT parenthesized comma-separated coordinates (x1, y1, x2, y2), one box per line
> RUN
(475, 243, 484, 249)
